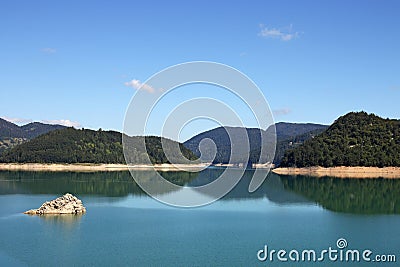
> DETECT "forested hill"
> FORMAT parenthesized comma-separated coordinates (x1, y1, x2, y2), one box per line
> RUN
(280, 112, 400, 167)
(0, 127, 197, 164)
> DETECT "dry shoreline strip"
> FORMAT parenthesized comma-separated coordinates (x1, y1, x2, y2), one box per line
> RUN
(272, 166, 400, 179)
(0, 163, 209, 172)
(2, 164, 400, 178)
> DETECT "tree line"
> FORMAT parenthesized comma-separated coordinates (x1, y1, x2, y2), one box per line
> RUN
(0, 128, 197, 164)
(280, 112, 400, 167)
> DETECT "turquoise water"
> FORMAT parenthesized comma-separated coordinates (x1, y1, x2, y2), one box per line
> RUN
(0, 170, 399, 266)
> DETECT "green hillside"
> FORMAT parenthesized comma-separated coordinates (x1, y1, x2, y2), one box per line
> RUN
(0, 127, 197, 164)
(274, 127, 327, 165)
(280, 112, 400, 167)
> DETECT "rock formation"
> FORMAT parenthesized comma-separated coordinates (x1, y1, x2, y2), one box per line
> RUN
(24, 193, 86, 215)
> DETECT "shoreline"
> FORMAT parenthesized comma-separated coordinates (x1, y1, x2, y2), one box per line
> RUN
(272, 166, 400, 179)
(0, 163, 210, 172)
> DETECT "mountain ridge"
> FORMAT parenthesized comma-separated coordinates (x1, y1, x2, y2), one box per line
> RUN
(0, 118, 66, 153)
(0, 118, 66, 139)
(183, 123, 328, 164)
(5, 112, 397, 168)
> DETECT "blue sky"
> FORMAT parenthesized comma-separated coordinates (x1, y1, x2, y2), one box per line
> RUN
(1, 0, 399, 141)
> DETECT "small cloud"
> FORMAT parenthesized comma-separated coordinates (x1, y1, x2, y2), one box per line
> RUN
(1, 116, 32, 124)
(239, 52, 247, 57)
(273, 108, 292, 116)
(41, 47, 56, 54)
(258, 24, 300, 41)
(389, 86, 400, 91)
(124, 79, 156, 93)
(41, 119, 81, 128)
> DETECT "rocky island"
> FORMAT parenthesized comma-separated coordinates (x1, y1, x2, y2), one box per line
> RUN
(24, 193, 86, 215)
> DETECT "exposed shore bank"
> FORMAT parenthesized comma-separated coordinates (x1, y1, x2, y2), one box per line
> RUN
(272, 166, 400, 179)
(0, 163, 209, 172)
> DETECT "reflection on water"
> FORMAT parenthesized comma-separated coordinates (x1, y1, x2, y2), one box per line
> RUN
(281, 175, 400, 214)
(31, 214, 83, 230)
(0, 171, 144, 196)
(0, 170, 310, 204)
(0, 170, 400, 267)
(0, 169, 399, 214)
(0, 170, 198, 197)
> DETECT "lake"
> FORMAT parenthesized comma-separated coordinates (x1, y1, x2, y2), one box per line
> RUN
(0, 169, 399, 266)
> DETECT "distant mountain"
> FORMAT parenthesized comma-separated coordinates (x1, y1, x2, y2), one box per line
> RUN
(280, 111, 400, 167)
(0, 118, 25, 138)
(0, 118, 66, 153)
(273, 122, 329, 140)
(183, 123, 328, 165)
(0, 127, 197, 164)
(183, 127, 269, 164)
(20, 122, 66, 139)
(0, 118, 66, 139)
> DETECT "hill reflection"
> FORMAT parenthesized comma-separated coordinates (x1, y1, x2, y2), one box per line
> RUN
(0, 170, 308, 205)
(280, 175, 400, 214)
(1, 170, 398, 214)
